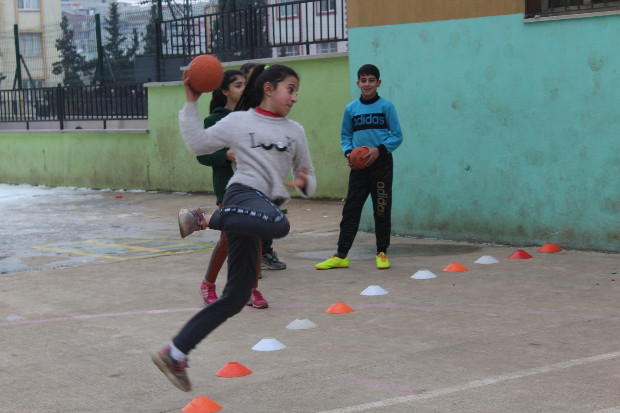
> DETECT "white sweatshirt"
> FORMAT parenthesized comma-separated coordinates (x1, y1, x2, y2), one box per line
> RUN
(179, 102, 316, 204)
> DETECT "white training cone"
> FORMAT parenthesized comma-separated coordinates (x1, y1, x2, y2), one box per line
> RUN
(252, 337, 286, 351)
(411, 270, 437, 279)
(286, 318, 318, 330)
(360, 285, 388, 296)
(475, 255, 500, 264)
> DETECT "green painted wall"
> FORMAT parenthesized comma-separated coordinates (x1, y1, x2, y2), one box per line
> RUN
(0, 56, 351, 198)
(349, 13, 620, 251)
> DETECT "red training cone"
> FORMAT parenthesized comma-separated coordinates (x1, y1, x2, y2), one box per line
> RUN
(538, 243, 562, 253)
(325, 302, 354, 314)
(443, 262, 468, 272)
(509, 250, 533, 259)
(215, 362, 252, 378)
(181, 396, 222, 413)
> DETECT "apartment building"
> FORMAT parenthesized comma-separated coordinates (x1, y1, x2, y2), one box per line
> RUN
(0, 0, 62, 88)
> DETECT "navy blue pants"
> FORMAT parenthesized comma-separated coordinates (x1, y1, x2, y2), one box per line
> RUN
(173, 184, 289, 355)
(337, 153, 393, 257)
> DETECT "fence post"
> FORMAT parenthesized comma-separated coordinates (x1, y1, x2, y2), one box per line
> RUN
(95, 14, 105, 84)
(56, 83, 65, 130)
(155, 0, 163, 82)
(248, 3, 255, 60)
(13, 25, 22, 90)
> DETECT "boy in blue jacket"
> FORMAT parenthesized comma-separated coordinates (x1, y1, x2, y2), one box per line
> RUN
(316, 64, 403, 270)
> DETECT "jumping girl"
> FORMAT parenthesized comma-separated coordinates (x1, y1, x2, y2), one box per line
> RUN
(152, 64, 316, 392)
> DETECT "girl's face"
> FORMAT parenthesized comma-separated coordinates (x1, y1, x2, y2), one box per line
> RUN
(262, 75, 299, 117)
(222, 75, 246, 108)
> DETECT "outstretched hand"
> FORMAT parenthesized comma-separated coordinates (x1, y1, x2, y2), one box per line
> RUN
(284, 166, 309, 190)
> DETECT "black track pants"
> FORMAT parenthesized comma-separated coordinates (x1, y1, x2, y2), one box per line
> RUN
(173, 184, 289, 355)
(337, 153, 393, 256)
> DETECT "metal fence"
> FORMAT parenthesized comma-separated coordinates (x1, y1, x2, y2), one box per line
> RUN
(0, 0, 347, 91)
(0, 0, 347, 126)
(0, 83, 147, 129)
(160, 0, 348, 63)
(525, 0, 620, 17)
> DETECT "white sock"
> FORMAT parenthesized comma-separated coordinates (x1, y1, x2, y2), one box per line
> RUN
(169, 342, 187, 362)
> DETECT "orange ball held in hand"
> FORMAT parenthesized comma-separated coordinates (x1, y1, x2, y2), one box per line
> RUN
(183, 54, 224, 93)
(349, 146, 371, 170)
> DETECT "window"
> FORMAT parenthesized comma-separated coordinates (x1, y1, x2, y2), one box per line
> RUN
(19, 33, 42, 57)
(525, 0, 620, 18)
(18, 0, 40, 10)
(319, 0, 336, 13)
(278, 45, 300, 57)
(318, 42, 337, 54)
(277, 0, 298, 18)
(23, 79, 44, 89)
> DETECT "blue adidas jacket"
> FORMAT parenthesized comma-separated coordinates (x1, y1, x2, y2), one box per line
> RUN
(340, 95, 403, 157)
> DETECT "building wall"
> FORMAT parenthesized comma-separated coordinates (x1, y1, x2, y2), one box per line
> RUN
(346, 4, 620, 250)
(347, 0, 521, 27)
(0, 55, 351, 198)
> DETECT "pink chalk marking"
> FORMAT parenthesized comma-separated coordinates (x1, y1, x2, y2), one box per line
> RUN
(2, 303, 619, 328)
(0, 307, 201, 327)
(272, 303, 620, 321)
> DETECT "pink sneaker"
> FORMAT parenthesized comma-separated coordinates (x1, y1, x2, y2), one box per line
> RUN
(200, 281, 218, 306)
(178, 208, 208, 238)
(247, 289, 268, 309)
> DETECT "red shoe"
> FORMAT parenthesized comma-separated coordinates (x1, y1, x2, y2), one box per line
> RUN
(247, 289, 269, 309)
(151, 346, 191, 392)
(200, 281, 218, 306)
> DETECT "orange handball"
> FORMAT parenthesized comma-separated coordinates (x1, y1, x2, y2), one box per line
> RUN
(184, 54, 224, 93)
(349, 146, 370, 170)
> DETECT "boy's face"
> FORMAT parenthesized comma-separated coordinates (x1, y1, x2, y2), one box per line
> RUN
(357, 74, 381, 100)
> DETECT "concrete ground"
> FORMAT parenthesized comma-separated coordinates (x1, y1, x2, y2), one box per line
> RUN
(1, 188, 619, 413)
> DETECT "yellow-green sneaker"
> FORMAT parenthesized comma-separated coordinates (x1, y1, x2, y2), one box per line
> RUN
(315, 255, 349, 270)
(376, 252, 390, 269)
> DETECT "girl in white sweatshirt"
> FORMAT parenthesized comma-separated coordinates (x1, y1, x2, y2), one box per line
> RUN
(152, 64, 316, 392)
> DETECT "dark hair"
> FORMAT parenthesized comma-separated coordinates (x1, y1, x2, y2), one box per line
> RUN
(209, 69, 245, 113)
(239, 62, 259, 76)
(357, 64, 380, 80)
(235, 64, 299, 111)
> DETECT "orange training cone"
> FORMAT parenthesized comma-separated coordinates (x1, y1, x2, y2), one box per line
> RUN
(215, 362, 252, 378)
(509, 250, 533, 259)
(443, 262, 468, 272)
(538, 243, 562, 253)
(325, 302, 354, 314)
(181, 396, 222, 413)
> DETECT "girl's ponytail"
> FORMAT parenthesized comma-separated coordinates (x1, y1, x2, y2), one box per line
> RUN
(235, 64, 268, 111)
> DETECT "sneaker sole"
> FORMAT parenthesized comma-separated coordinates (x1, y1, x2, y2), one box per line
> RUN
(178, 211, 190, 238)
(261, 263, 286, 270)
(151, 352, 191, 392)
(315, 265, 348, 270)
